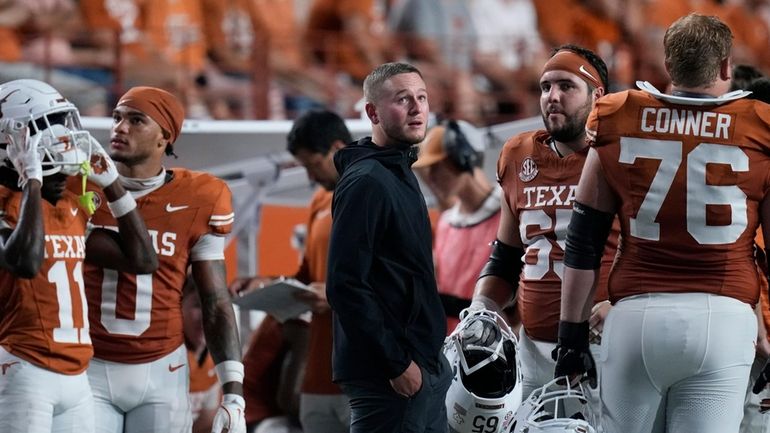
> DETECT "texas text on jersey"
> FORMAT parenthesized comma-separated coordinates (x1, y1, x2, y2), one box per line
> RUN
(0, 188, 92, 374)
(67, 167, 233, 363)
(496, 130, 618, 342)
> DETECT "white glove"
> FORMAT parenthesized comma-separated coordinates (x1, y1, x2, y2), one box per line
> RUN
(461, 294, 504, 320)
(211, 393, 246, 433)
(3, 122, 42, 188)
(85, 134, 118, 188)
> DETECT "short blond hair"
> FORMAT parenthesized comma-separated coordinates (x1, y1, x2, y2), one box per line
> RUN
(363, 62, 423, 103)
(664, 13, 732, 88)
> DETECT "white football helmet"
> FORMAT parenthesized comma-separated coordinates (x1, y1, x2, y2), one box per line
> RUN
(444, 309, 523, 433)
(0, 79, 92, 176)
(509, 377, 596, 433)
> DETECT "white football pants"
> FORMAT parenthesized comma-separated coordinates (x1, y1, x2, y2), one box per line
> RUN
(599, 292, 756, 433)
(0, 346, 94, 433)
(88, 344, 192, 433)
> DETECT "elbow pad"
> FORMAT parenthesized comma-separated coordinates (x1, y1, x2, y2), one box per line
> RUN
(564, 201, 614, 270)
(478, 239, 525, 290)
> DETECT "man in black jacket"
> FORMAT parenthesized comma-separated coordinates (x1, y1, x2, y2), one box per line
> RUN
(326, 62, 451, 433)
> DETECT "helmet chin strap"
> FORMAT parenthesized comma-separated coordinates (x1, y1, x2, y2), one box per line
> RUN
(78, 160, 96, 214)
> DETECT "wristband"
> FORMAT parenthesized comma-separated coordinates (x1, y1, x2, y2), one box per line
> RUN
(222, 393, 245, 407)
(557, 320, 590, 351)
(469, 294, 504, 317)
(107, 192, 137, 218)
(215, 360, 245, 385)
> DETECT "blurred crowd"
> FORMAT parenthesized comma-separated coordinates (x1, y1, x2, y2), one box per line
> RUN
(3, 0, 769, 124)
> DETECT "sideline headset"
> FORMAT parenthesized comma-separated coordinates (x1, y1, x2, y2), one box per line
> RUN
(444, 119, 481, 173)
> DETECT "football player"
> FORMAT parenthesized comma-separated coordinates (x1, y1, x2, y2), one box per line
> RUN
(469, 44, 615, 412)
(0, 79, 157, 433)
(556, 14, 770, 433)
(68, 87, 244, 433)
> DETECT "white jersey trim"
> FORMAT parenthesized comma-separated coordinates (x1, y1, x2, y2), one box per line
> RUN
(209, 213, 234, 227)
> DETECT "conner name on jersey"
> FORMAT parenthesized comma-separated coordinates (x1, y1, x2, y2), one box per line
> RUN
(522, 185, 577, 208)
(640, 107, 732, 139)
(100, 226, 177, 257)
(44, 234, 86, 259)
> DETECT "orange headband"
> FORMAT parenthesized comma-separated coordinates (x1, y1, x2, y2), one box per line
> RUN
(117, 87, 185, 144)
(542, 50, 604, 90)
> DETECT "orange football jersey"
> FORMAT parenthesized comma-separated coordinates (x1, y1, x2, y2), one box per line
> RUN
(0, 188, 93, 374)
(587, 90, 770, 304)
(497, 131, 618, 342)
(295, 188, 332, 285)
(71, 168, 233, 363)
(296, 188, 340, 395)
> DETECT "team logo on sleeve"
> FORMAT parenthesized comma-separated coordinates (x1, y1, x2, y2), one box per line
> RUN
(519, 157, 538, 182)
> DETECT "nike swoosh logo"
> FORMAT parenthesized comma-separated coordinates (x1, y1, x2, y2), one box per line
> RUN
(2, 361, 19, 375)
(70, 208, 78, 216)
(579, 65, 597, 82)
(166, 204, 189, 213)
(168, 363, 185, 372)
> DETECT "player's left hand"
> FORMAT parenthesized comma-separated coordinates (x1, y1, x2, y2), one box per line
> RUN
(589, 300, 611, 344)
(211, 393, 246, 433)
(84, 134, 119, 188)
(552, 320, 597, 388)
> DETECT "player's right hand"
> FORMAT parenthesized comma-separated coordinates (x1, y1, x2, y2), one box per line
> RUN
(211, 393, 246, 433)
(460, 313, 499, 347)
(552, 320, 597, 388)
(461, 294, 503, 320)
(3, 122, 42, 188)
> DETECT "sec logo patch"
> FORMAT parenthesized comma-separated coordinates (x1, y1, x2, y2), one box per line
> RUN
(519, 157, 538, 182)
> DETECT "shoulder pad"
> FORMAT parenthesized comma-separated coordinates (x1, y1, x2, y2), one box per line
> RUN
(636, 81, 751, 106)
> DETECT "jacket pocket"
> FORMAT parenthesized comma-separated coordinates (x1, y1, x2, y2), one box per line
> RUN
(406, 275, 421, 326)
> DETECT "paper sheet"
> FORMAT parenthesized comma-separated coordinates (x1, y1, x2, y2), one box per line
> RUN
(233, 277, 314, 322)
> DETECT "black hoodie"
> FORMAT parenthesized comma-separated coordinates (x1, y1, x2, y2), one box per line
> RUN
(326, 137, 447, 382)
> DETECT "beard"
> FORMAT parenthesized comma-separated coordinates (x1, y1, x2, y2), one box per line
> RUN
(546, 116, 587, 143)
(543, 95, 593, 143)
